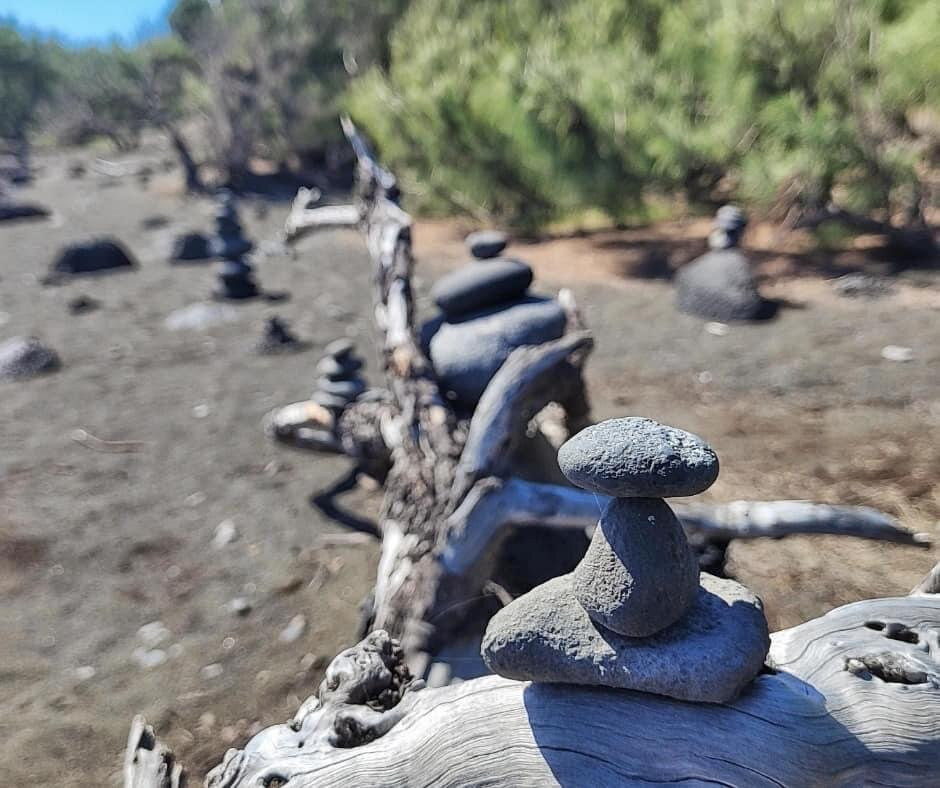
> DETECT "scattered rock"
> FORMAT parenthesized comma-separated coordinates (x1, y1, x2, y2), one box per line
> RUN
(67, 295, 99, 315)
(169, 232, 212, 263)
(201, 663, 224, 680)
(73, 665, 96, 681)
(48, 238, 136, 278)
(212, 519, 238, 548)
(431, 259, 533, 317)
(704, 321, 729, 336)
(572, 498, 699, 637)
(137, 621, 171, 647)
(558, 417, 719, 498)
(481, 572, 769, 703)
(675, 249, 772, 322)
(279, 614, 307, 644)
(164, 302, 238, 331)
(465, 229, 509, 260)
(256, 316, 305, 355)
(428, 296, 567, 406)
(832, 273, 894, 299)
(0, 336, 61, 381)
(882, 345, 913, 362)
(0, 202, 49, 223)
(132, 647, 168, 669)
(228, 597, 252, 616)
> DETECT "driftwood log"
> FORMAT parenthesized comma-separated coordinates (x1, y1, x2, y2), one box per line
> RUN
(270, 119, 927, 657)
(198, 561, 940, 787)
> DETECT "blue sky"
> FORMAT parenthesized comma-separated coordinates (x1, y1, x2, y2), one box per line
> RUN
(0, 0, 171, 43)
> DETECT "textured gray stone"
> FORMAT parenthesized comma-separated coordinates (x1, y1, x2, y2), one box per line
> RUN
(558, 417, 719, 498)
(573, 498, 699, 637)
(316, 355, 363, 379)
(482, 572, 769, 703)
(312, 390, 351, 410)
(465, 230, 508, 259)
(318, 377, 365, 400)
(428, 296, 567, 406)
(325, 338, 355, 360)
(0, 336, 60, 381)
(675, 249, 770, 321)
(431, 259, 533, 317)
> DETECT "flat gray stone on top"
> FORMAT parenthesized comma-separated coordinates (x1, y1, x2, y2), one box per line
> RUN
(466, 229, 508, 259)
(573, 498, 699, 637)
(316, 355, 363, 379)
(325, 338, 355, 360)
(312, 390, 351, 410)
(431, 259, 533, 317)
(675, 248, 769, 322)
(0, 336, 60, 381)
(558, 417, 718, 498)
(428, 296, 566, 407)
(482, 572, 769, 703)
(318, 377, 365, 400)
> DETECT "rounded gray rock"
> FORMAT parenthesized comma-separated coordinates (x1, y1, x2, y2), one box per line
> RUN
(675, 249, 772, 321)
(0, 336, 60, 381)
(481, 572, 770, 703)
(558, 417, 719, 498)
(428, 296, 567, 406)
(465, 229, 508, 259)
(316, 355, 363, 379)
(318, 377, 365, 400)
(431, 259, 533, 317)
(573, 498, 699, 637)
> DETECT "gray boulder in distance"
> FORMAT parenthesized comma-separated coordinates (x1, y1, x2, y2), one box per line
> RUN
(428, 296, 566, 406)
(466, 229, 508, 259)
(573, 498, 699, 637)
(431, 259, 533, 317)
(170, 232, 211, 262)
(49, 238, 136, 277)
(675, 249, 772, 321)
(558, 417, 719, 498)
(0, 336, 60, 381)
(482, 572, 769, 703)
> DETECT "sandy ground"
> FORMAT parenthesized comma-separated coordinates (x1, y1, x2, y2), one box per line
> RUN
(1, 147, 938, 784)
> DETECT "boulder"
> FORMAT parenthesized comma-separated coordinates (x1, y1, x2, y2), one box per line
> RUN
(428, 296, 567, 406)
(558, 417, 719, 498)
(50, 239, 135, 277)
(0, 336, 60, 381)
(431, 259, 533, 317)
(482, 572, 770, 703)
(675, 249, 772, 321)
(573, 498, 699, 637)
(170, 232, 212, 262)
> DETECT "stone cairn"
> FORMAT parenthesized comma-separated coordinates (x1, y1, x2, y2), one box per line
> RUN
(211, 190, 259, 300)
(311, 338, 366, 412)
(482, 417, 770, 703)
(675, 204, 773, 322)
(425, 230, 567, 407)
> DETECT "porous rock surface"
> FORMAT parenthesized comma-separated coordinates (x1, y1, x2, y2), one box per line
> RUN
(482, 572, 770, 703)
(573, 498, 699, 637)
(558, 417, 719, 498)
(675, 249, 768, 322)
(428, 296, 566, 406)
(431, 259, 533, 317)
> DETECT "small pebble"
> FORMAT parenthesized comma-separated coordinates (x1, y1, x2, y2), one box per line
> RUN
(133, 647, 167, 669)
(228, 597, 252, 616)
(213, 519, 238, 548)
(73, 665, 96, 681)
(201, 663, 224, 680)
(881, 345, 913, 362)
(192, 403, 211, 418)
(705, 321, 729, 336)
(137, 621, 170, 647)
(279, 614, 307, 644)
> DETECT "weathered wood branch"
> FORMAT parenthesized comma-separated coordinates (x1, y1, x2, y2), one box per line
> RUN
(205, 593, 940, 787)
(124, 715, 185, 788)
(912, 561, 940, 596)
(283, 185, 360, 242)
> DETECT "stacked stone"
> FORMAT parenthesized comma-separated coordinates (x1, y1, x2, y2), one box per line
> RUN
(211, 190, 259, 300)
(425, 232, 565, 407)
(676, 205, 772, 322)
(311, 338, 366, 412)
(482, 417, 770, 704)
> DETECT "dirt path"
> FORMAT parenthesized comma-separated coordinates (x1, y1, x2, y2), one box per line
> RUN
(1, 151, 938, 784)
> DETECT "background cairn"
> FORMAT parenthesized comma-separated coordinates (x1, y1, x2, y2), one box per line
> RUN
(211, 189, 259, 300)
(312, 338, 366, 413)
(482, 417, 771, 704)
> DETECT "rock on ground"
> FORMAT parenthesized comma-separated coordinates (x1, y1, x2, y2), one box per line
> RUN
(49, 238, 136, 277)
(675, 249, 772, 321)
(431, 259, 533, 317)
(0, 336, 60, 381)
(465, 229, 508, 259)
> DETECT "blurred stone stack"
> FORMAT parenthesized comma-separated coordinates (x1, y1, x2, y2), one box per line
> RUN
(312, 338, 366, 412)
(676, 205, 773, 321)
(482, 417, 770, 704)
(424, 230, 566, 408)
(212, 190, 259, 300)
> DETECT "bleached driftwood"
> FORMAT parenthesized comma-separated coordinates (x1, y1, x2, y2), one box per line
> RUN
(124, 715, 185, 788)
(283, 185, 360, 241)
(205, 590, 940, 787)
